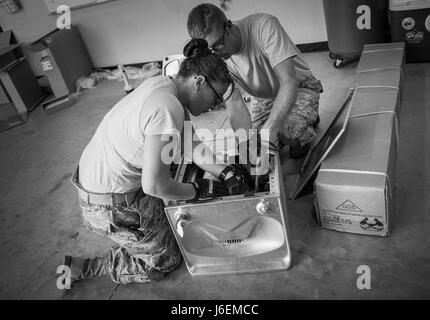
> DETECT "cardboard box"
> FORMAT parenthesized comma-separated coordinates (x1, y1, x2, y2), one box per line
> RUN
(353, 69, 403, 100)
(314, 43, 404, 236)
(356, 42, 405, 74)
(356, 42, 405, 103)
(314, 91, 398, 236)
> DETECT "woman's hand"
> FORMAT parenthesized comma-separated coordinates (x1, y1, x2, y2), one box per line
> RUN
(191, 179, 229, 201)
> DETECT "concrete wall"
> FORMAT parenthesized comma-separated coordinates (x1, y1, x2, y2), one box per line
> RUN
(0, 0, 327, 69)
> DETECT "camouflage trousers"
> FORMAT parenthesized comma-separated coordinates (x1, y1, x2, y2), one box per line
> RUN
(72, 171, 181, 284)
(247, 78, 323, 147)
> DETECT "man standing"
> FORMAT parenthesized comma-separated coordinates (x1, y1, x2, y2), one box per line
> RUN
(187, 3, 323, 159)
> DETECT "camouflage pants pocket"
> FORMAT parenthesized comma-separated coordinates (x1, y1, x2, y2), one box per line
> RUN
(106, 237, 181, 285)
(248, 80, 322, 146)
(282, 90, 320, 146)
(78, 192, 182, 284)
(298, 78, 323, 93)
(124, 194, 182, 273)
(289, 90, 320, 124)
(80, 199, 113, 237)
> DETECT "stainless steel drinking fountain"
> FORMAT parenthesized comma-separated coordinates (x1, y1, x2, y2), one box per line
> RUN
(164, 152, 292, 276)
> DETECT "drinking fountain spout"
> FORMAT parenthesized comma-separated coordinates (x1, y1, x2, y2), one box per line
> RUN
(175, 210, 190, 238)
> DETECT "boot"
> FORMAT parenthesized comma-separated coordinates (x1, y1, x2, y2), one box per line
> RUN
(312, 115, 320, 128)
(289, 143, 310, 159)
(148, 269, 167, 282)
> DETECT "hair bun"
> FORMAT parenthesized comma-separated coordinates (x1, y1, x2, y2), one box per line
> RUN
(183, 38, 212, 58)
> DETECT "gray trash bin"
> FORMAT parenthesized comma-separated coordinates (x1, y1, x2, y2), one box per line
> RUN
(323, 0, 388, 68)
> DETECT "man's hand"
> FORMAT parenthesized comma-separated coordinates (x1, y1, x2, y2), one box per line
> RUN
(261, 122, 280, 152)
(191, 179, 229, 201)
(219, 164, 252, 195)
(242, 128, 277, 176)
(261, 58, 299, 152)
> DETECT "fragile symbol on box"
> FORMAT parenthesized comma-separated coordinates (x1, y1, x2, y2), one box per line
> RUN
(359, 218, 384, 231)
(336, 199, 362, 212)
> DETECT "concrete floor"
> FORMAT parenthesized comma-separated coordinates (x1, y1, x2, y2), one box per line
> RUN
(0, 51, 429, 300)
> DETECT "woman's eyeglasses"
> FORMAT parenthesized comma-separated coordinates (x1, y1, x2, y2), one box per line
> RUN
(205, 78, 225, 107)
(205, 78, 236, 111)
(203, 72, 236, 111)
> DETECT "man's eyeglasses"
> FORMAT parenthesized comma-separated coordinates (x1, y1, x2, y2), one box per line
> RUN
(210, 22, 227, 53)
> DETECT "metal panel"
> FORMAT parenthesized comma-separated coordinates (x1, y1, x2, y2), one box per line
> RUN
(289, 88, 354, 200)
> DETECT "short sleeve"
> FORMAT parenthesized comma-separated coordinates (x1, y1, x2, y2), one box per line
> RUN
(259, 16, 299, 69)
(142, 94, 184, 138)
(140, 93, 185, 163)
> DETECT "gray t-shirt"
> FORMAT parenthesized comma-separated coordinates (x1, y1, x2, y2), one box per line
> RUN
(226, 13, 315, 99)
(79, 76, 184, 193)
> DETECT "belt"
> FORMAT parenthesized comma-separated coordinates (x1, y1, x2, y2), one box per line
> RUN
(71, 167, 141, 206)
